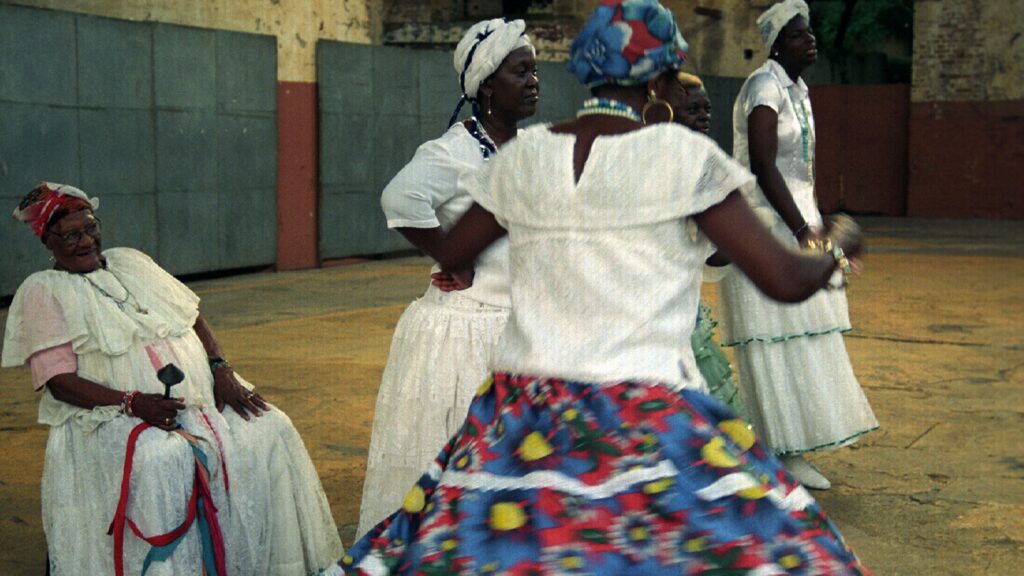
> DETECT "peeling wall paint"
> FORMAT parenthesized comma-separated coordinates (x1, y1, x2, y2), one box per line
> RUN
(381, 0, 766, 77)
(5, 0, 382, 82)
(913, 0, 1024, 102)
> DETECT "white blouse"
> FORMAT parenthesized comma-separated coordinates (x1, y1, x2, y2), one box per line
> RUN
(732, 59, 820, 228)
(1, 248, 251, 428)
(381, 122, 511, 308)
(470, 124, 753, 390)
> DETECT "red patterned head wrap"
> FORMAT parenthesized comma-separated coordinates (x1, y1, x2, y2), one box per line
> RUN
(13, 182, 99, 239)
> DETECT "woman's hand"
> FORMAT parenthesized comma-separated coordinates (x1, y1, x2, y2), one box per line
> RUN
(132, 394, 187, 430)
(825, 214, 864, 259)
(797, 225, 826, 248)
(430, 267, 475, 291)
(213, 367, 268, 420)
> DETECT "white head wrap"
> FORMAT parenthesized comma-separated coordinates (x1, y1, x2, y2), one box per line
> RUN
(453, 18, 534, 100)
(757, 0, 810, 51)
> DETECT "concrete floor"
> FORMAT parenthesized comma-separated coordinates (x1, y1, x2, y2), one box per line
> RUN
(0, 217, 1022, 575)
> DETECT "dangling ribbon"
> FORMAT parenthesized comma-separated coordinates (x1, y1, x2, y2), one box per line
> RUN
(108, 422, 228, 576)
(143, 343, 231, 490)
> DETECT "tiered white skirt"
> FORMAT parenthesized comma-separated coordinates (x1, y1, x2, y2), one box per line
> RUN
(717, 223, 877, 455)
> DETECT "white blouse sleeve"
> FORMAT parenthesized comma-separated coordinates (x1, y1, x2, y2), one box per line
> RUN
(739, 71, 785, 117)
(380, 138, 461, 229)
(1, 275, 72, 367)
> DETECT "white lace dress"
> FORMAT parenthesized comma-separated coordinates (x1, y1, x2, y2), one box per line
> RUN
(1, 248, 343, 576)
(720, 59, 878, 455)
(357, 123, 511, 536)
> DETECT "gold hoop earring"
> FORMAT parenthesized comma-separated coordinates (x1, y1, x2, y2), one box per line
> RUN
(641, 89, 674, 125)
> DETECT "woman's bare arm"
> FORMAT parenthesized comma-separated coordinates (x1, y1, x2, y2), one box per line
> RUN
(424, 203, 507, 272)
(47, 373, 185, 430)
(194, 314, 267, 419)
(748, 106, 811, 239)
(695, 191, 860, 302)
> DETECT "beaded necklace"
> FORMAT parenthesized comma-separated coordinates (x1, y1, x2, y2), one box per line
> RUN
(786, 86, 815, 186)
(466, 116, 497, 160)
(81, 268, 149, 315)
(576, 98, 641, 123)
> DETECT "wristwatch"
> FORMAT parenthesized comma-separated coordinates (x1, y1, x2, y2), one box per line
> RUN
(208, 356, 232, 372)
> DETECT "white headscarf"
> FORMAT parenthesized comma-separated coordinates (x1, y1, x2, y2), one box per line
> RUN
(757, 0, 810, 51)
(454, 18, 534, 100)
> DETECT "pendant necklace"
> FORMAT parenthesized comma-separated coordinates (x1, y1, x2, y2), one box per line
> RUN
(81, 269, 149, 315)
(786, 87, 815, 188)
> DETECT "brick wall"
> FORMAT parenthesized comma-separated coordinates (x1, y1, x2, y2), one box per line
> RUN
(381, 0, 767, 77)
(912, 0, 1024, 103)
(908, 0, 1024, 218)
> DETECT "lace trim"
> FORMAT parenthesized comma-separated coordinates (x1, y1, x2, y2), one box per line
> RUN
(720, 326, 852, 347)
(438, 459, 679, 498)
(775, 426, 879, 456)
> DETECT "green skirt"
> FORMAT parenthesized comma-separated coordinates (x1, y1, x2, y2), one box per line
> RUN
(692, 301, 748, 421)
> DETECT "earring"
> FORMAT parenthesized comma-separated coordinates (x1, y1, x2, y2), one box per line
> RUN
(641, 89, 674, 125)
(486, 93, 492, 116)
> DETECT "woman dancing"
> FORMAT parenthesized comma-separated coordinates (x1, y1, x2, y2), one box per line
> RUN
(671, 71, 747, 420)
(329, 1, 871, 574)
(357, 18, 539, 536)
(718, 0, 877, 490)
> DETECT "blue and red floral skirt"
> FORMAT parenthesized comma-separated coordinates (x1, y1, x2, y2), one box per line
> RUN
(335, 373, 871, 575)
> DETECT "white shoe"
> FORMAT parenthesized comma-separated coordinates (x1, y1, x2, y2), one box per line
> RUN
(781, 455, 831, 490)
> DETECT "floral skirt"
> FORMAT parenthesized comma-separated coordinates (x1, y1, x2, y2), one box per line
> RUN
(329, 373, 871, 575)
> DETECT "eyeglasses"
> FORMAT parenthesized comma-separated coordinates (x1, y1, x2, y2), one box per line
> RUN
(51, 218, 102, 247)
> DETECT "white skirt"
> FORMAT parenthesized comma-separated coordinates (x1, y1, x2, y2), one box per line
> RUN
(729, 332, 878, 454)
(357, 286, 509, 537)
(717, 215, 877, 455)
(43, 405, 342, 576)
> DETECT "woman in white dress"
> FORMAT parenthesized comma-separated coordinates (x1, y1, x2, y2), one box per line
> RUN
(327, 2, 871, 574)
(356, 19, 539, 535)
(718, 0, 877, 489)
(2, 183, 343, 575)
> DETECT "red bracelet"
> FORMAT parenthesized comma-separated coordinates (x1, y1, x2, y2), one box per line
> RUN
(121, 391, 140, 417)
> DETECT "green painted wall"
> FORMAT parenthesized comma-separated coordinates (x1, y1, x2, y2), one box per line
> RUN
(0, 5, 277, 296)
(317, 38, 743, 259)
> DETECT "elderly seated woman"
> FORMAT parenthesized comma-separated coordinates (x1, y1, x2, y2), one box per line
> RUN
(1, 183, 343, 575)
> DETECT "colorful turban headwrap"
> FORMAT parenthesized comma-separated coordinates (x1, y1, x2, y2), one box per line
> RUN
(568, 0, 688, 88)
(448, 18, 535, 127)
(13, 182, 99, 239)
(757, 0, 810, 50)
